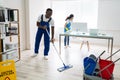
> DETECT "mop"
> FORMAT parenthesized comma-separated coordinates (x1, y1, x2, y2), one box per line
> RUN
(46, 29, 73, 72)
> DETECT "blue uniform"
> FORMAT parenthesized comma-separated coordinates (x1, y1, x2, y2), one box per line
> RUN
(64, 22, 71, 32)
(64, 20, 71, 46)
(34, 15, 51, 56)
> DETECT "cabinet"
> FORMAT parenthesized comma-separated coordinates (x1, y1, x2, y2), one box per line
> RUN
(0, 7, 20, 61)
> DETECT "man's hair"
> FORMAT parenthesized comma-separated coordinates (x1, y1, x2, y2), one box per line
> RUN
(46, 8, 52, 12)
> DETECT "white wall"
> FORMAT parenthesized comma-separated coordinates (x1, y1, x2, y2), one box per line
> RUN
(98, 0, 120, 30)
(26, 0, 120, 49)
(1, 0, 119, 51)
(24, 0, 30, 50)
(0, 0, 26, 50)
(52, 0, 98, 40)
(26, 0, 51, 49)
(52, 0, 120, 47)
(97, 0, 120, 47)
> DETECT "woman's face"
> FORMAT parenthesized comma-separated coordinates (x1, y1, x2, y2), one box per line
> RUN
(70, 17, 74, 21)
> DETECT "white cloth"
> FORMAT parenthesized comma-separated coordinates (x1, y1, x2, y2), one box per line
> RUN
(37, 14, 54, 27)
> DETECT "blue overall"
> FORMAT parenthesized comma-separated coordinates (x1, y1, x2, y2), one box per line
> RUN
(34, 15, 51, 56)
(64, 22, 71, 46)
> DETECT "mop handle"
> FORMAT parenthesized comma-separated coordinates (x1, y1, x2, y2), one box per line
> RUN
(96, 50, 105, 61)
(46, 29, 66, 67)
(105, 49, 120, 60)
(52, 43, 66, 67)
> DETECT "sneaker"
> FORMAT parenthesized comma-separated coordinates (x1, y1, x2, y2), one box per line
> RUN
(64, 46, 67, 48)
(67, 45, 71, 48)
(31, 53, 38, 57)
(44, 56, 48, 60)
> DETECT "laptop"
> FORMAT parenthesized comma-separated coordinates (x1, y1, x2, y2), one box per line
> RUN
(71, 22, 88, 33)
(89, 29, 99, 35)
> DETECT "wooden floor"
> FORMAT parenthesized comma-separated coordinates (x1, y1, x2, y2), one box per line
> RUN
(16, 42, 120, 80)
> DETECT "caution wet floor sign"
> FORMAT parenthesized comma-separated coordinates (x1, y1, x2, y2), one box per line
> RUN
(0, 60, 16, 80)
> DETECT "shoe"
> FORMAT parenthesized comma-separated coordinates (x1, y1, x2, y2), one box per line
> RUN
(64, 46, 67, 48)
(44, 56, 48, 60)
(31, 53, 38, 57)
(67, 45, 71, 48)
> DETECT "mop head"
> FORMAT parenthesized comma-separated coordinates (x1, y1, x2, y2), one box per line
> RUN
(57, 64, 73, 72)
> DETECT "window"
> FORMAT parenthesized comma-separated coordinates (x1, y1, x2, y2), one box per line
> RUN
(52, 0, 98, 30)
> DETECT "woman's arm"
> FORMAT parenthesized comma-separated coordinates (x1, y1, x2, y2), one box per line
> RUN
(64, 22, 69, 31)
(64, 22, 67, 28)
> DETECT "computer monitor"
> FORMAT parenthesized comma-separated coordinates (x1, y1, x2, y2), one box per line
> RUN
(71, 22, 88, 33)
(89, 29, 99, 35)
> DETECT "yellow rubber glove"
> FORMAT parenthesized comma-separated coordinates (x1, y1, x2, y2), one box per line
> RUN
(65, 27, 69, 31)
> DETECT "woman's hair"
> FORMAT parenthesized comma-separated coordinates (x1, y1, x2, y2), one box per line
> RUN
(65, 14, 74, 21)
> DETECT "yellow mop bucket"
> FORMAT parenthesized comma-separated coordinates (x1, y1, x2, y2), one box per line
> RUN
(0, 60, 16, 80)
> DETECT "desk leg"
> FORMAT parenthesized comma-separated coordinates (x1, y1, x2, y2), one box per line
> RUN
(110, 38, 113, 60)
(59, 35, 61, 54)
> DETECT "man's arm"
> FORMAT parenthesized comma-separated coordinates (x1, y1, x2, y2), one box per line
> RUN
(36, 22, 47, 30)
(51, 26, 55, 43)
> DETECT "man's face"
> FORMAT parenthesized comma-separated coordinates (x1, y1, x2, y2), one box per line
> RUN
(46, 11, 52, 18)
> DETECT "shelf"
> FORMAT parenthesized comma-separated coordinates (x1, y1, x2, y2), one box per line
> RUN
(0, 22, 9, 25)
(9, 21, 19, 24)
(2, 48, 18, 54)
(0, 21, 19, 24)
(6, 34, 18, 36)
(0, 7, 20, 62)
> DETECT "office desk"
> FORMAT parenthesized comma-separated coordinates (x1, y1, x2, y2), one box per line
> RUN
(59, 32, 113, 60)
